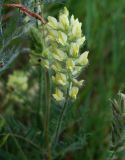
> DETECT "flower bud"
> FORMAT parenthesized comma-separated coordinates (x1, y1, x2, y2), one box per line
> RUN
(42, 60, 49, 69)
(48, 16, 58, 29)
(63, 7, 69, 16)
(57, 31, 67, 45)
(42, 49, 49, 58)
(59, 13, 69, 30)
(70, 15, 82, 38)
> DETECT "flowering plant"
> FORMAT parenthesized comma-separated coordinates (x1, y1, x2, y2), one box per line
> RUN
(0, 3, 89, 160)
(31, 7, 89, 102)
(29, 7, 89, 154)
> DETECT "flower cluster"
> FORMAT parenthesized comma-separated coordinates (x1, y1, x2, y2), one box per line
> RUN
(31, 7, 89, 102)
(7, 71, 28, 92)
(7, 71, 28, 103)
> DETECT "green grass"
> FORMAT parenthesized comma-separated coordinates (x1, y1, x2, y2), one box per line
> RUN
(0, 0, 125, 159)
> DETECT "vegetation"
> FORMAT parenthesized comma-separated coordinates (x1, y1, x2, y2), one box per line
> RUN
(0, 0, 125, 159)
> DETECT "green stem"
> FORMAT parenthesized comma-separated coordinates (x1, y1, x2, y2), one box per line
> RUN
(55, 90, 69, 145)
(36, 1, 51, 158)
(34, 0, 44, 129)
(38, 67, 43, 109)
(44, 70, 51, 160)
(36, 66, 43, 128)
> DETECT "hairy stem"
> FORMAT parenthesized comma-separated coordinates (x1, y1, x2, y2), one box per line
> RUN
(44, 70, 51, 160)
(55, 89, 69, 145)
(36, 66, 44, 128)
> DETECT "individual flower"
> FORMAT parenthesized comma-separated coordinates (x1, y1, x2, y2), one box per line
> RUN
(66, 58, 75, 71)
(47, 29, 58, 41)
(52, 73, 67, 86)
(53, 88, 65, 101)
(72, 79, 84, 87)
(69, 86, 79, 99)
(48, 16, 58, 29)
(59, 8, 69, 30)
(52, 62, 62, 72)
(76, 51, 89, 66)
(77, 36, 86, 46)
(57, 31, 67, 45)
(52, 48, 67, 61)
(70, 15, 82, 38)
(70, 43, 80, 57)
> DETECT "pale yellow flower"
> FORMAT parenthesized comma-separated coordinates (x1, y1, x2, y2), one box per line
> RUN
(53, 88, 65, 101)
(70, 43, 79, 57)
(48, 16, 58, 29)
(77, 36, 86, 47)
(72, 79, 84, 87)
(57, 31, 67, 45)
(70, 15, 82, 38)
(63, 7, 69, 16)
(76, 51, 89, 66)
(72, 66, 82, 76)
(47, 29, 58, 41)
(52, 48, 66, 61)
(66, 59, 75, 71)
(59, 13, 69, 30)
(69, 86, 79, 99)
(52, 62, 62, 72)
(52, 73, 67, 86)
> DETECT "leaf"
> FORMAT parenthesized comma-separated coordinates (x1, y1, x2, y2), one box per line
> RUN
(0, 134, 10, 147)
(0, 116, 6, 129)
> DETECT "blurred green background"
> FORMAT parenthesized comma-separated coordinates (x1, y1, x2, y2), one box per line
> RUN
(1, 0, 125, 159)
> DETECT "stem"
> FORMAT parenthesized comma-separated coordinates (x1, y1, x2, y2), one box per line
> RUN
(38, 67, 42, 110)
(1, 4, 47, 24)
(44, 70, 51, 160)
(34, 0, 43, 128)
(55, 89, 69, 145)
(36, 66, 43, 128)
